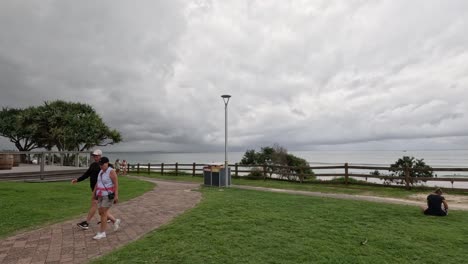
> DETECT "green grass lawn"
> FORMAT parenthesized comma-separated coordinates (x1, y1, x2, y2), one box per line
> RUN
(93, 187, 468, 264)
(0, 176, 155, 238)
(130, 171, 204, 183)
(128, 171, 468, 199)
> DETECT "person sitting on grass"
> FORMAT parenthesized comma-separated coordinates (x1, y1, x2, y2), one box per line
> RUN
(422, 188, 449, 216)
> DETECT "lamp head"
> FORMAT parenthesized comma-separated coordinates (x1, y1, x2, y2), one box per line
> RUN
(221, 94, 231, 105)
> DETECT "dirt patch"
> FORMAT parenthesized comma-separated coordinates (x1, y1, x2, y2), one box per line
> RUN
(409, 193, 468, 207)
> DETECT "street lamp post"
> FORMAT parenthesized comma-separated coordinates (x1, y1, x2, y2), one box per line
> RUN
(221, 94, 231, 187)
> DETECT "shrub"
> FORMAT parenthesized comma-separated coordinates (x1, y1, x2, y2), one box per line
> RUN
(321, 177, 367, 184)
(240, 144, 314, 181)
(386, 156, 434, 185)
(246, 167, 264, 180)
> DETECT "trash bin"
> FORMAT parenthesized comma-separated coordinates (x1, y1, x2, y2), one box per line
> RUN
(220, 167, 231, 186)
(204, 164, 231, 187)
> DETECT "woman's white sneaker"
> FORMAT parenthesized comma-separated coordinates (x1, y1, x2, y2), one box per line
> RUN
(113, 219, 121, 231)
(93, 232, 107, 240)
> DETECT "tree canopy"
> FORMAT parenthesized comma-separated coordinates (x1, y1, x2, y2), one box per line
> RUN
(0, 107, 41, 151)
(240, 144, 313, 179)
(0, 100, 122, 151)
(387, 156, 434, 185)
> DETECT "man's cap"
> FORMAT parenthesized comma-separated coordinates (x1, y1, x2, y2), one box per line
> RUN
(99, 157, 110, 165)
(92, 149, 103, 156)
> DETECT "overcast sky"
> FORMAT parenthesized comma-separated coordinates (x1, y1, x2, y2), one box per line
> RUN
(1, 0, 468, 152)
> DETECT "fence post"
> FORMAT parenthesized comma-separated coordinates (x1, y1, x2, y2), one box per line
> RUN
(137, 163, 140, 174)
(404, 167, 411, 190)
(299, 167, 304, 183)
(192, 162, 196, 177)
(40, 152, 45, 180)
(344, 163, 349, 185)
(235, 163, 238, 178)
(161, 163, 164, 175)
(147, 163, 151, 175)
(263, 164, 267, 180)
(175, 162, 178, 176)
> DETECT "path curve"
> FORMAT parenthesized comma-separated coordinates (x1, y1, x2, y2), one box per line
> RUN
(0, 179, 201, 264)
(234, 185, 468, 211)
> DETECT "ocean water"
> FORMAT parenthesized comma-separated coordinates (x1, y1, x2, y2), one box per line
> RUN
(104, 150, 468, 167)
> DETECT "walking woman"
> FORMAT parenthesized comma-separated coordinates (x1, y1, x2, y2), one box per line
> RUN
(93, 156, 121, 240)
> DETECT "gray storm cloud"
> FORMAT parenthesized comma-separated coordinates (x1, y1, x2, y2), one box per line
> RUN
(1, 0, 468, 152)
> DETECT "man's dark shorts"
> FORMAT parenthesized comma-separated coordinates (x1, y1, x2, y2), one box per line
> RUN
(424, 209, 448, 216)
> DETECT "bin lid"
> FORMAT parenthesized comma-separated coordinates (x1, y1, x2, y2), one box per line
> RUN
(204, 162, 224, 171)
(206, 162, 223, 165)
(205, 162, 224, 167)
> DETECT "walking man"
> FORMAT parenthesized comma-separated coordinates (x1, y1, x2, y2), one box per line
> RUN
(72, 149, 118, 229)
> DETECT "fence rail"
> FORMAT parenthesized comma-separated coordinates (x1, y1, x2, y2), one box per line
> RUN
(2, 150, 467, 189)
(0, 151, 92, 181)
(128, 162, 468, 190)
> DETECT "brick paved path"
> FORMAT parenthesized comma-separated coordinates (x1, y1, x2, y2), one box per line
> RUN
(2, 179, 465, 263)
(0, 179, 201, 264)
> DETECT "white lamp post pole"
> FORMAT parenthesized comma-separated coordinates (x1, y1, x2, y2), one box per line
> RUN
(221, 94, 231, 186)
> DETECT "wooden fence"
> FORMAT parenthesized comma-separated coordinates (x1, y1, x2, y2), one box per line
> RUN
(128, 162, 468, 190)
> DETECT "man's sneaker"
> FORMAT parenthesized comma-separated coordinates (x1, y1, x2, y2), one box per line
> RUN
(97, 219, 112, 224)
(77, 221, 89, 230)
(93, 232, 107, 240)
(113, 219, 121, 231)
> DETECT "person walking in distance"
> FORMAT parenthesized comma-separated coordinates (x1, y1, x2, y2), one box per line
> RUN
(121, 160, 128, 175)
(71, 150, 118, 229)
(93, 156, 121, 240)
(114, 159, 121, 175)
